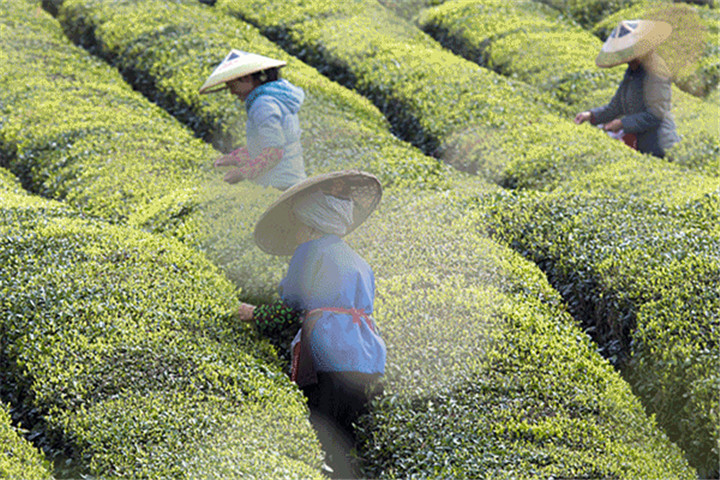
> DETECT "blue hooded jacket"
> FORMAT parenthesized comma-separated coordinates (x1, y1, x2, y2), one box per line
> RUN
(245, 79, 306, 189)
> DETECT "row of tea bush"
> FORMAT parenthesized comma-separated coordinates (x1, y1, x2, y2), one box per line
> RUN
(215, 0, 680, 191)
(211, 0, 719, 475)
(60, 0, 716, 476)
(0, 401, 53, 480)
(415, 0, 719, 474)
(1, 1, 325, 477)
(1, 0, 701, 477)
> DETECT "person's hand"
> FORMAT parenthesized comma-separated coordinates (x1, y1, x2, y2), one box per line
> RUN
(223, 168, 245, 184)
(603, 119, 623, 132)
(574, 111, 592, 124)
(214, 154, 238, 167)
(214, 148, 249, 167)
(236, 303, 256, 322)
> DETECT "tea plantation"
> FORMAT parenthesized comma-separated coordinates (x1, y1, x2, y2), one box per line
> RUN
(1, 0, 717, 478)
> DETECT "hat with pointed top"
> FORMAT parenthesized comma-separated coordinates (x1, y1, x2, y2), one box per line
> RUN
(199, 49, 286, 94)
(596, 20, 672, 68)
(254, 170, 382, 256)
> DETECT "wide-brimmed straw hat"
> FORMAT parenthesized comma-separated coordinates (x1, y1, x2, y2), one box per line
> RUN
(596, 20, 672, 68)
(199, 49, 286, 94)
(254, 170, 382, 256)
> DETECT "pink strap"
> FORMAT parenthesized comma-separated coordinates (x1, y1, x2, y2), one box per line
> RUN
(306, 307, 375, 332)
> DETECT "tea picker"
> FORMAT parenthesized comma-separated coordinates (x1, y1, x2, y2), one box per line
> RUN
(574, 20, 680, 158)
(237, 170, 387, 477)
(199, 49, 307, 190)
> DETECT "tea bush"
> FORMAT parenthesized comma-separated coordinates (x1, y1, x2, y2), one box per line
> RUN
(478, 172, 720, 477)
(348, 184, 696, 478)
(0, 168, 22, 194)
(210, 1, 720, 473)
(0, 0, 214, 223)
(43, 0, 456, 303)
(57, 0, 448, 191)
(416, 0, 719, 466)
(534, 0, 643, 28)
(0, 402, 53, 480)
(0, 188, 324, 479)
(417, 0, 719, 176)
(417, 0, 623, 106)
(2, 0, 714, 477)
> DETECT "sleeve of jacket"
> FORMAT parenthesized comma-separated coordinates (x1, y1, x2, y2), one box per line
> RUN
(621, 72, 667, 134)
(279, 242, 321, 310)
(590, 82, 624, 125)
(240, 98, 286, 179)
(249, 97, 286, 150)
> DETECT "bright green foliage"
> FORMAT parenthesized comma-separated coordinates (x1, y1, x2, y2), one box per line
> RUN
(0, 402, 53, 480)
(0, 168, 22, 194)
(377, 0, 447, 19)
(119, 167, 700, 477)
(0, 0, 215, 223)
(130, 179, 292, 304)
(668, 88, 720, 176)
(209, 1, 720, 474)
(479, 173, 720, 477)
(418, 0, 623, 106)
(48, 0, 457, 302)
(418, 0, 719, 176)
(534, 0, 643, 27)
(349, 185, 696, 479)
(1, 0, 716, 478)
(0, 188, 324, 479)
(57, 0, 448, 191)
(414, 12, 719, 465)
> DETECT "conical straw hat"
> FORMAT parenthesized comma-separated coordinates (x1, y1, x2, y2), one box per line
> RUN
(596, 20, 672, 68)
(254, 170, 382, 256)
(199, 49, 286, 94)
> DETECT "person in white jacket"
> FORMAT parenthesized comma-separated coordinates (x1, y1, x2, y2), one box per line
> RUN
(199, 49, 307, 190)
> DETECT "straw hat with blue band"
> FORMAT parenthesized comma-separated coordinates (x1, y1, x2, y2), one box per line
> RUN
(596, 20, 672, 68)
(199, 49, 286, 94)
(254, 170, 382, 256)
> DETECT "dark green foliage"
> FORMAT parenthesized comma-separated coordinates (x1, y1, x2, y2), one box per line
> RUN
(0, 402, 53, 480)
(0, 188, 324, 478)
(350, 185, 696, 479)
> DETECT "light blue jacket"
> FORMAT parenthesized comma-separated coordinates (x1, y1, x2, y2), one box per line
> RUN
(280, 235, 386, 375)
(245, 79, 307, 189)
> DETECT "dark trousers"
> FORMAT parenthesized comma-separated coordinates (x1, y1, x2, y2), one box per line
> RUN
(302, 371, 381, 479)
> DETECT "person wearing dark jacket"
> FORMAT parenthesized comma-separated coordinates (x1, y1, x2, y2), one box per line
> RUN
(575, 20, 680, 158)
